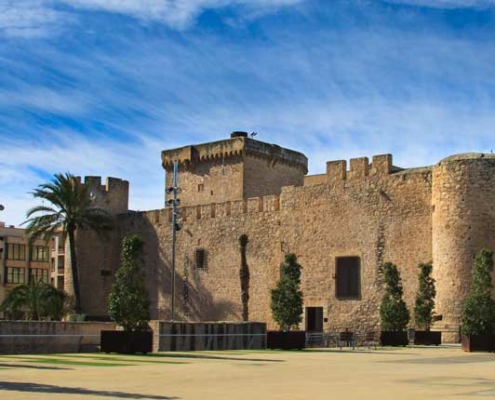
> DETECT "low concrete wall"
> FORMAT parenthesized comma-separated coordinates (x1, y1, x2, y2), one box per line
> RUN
(151, 321, 267, 351)
(0, 321, 115, 354)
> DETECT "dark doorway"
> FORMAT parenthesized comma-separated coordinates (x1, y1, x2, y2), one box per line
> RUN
(305, 307, 324, 332)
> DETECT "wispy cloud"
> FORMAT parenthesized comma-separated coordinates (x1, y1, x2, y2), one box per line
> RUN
(0, 0, 72, 38)
(385, 0, 495, 9)
(1, 1, 495, 226)
(0, 0, 305, 38)
(61, 0, 304, 25)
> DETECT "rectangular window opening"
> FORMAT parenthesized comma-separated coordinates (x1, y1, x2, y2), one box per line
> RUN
(195, 248, 207, 270)
(6, 267, 26, 284)
(7, 243, 26, 261)
(336, 256, 361, 299)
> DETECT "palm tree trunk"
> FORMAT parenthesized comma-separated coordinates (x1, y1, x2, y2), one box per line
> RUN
(68, 229, 82, 314)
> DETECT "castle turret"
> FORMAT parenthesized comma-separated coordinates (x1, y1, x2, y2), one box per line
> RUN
(68, 176, 130, 317)
(432, 154, 495, 340)
(161, 132, 308, 207)
(81, 176, 129, 214)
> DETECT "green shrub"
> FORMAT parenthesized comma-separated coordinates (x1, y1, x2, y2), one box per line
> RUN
(461, 249, 495, 335)
(414, 262, 436, 331)
(108, 235, 150, 332)
(270, 253, 303, 331)
(380, 262, 410, 332)
(0, 280, 66, 321)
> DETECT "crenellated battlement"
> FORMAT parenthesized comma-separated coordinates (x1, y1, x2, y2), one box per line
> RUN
(81, 176, 129, 193)
(162, 136, 308, 173)
(77, 176, 129, 214)
(324, 154, 393, 184)
(162, 134, 307, 207)
(147, 195, 282, 225)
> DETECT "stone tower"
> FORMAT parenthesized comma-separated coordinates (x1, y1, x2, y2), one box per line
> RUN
(161, 132, 308, 207)
(67, 176, 129, 317)
(432, 154, 495, 338)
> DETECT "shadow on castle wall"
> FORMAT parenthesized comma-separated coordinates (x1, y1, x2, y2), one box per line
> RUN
(117, 211, 238, 322)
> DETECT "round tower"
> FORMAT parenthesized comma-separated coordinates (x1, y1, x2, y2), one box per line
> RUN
(432, 154, 495, 340)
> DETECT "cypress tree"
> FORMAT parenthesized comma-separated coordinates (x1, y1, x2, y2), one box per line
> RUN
(108, 235, 150, 332)
(270, 253, 303, 331)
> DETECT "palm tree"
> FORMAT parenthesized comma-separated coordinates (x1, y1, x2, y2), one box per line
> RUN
(0, 280, 67, 320)
(23, 173, 112, 314)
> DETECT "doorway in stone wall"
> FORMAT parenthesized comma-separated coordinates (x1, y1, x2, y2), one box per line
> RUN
(305, 307, 323, 332)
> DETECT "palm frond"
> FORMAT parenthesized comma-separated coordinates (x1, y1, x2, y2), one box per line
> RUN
(21, 172, 114, 314)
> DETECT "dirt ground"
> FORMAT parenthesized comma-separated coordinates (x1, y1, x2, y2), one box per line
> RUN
(0, 345, 494, 399)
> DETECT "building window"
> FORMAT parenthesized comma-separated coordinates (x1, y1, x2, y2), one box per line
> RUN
(6, 267, 26, 284)
(31, 245, 49, 262)
(195, 248, 207, 270)
(336, 256, 361, 299)
(29, 268, 50, 283)
(6, 243, 26, 260)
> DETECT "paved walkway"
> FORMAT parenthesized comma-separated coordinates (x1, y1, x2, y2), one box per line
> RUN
(0, 346, 494, 399)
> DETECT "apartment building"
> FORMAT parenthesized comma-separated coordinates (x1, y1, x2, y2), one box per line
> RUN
(0, 222, 64, 317)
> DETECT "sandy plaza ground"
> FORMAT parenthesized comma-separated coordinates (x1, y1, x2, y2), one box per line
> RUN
(0, 345, 494, 400)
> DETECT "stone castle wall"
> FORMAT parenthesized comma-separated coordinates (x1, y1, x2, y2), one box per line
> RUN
(76, 139, 495, 340)
(87, 156, 435, 333)
(165, 157, 245, 207)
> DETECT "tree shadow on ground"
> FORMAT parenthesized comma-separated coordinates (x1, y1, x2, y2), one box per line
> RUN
(146, 353, 284, 363)
(0, 382, 179, 399)
(0, 363, 70, 370)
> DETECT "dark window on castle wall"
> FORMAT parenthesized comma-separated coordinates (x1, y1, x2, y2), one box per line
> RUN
(7, 243, 26, 260)
(195, 249, 207, 270)
(336, 256, 361, 299)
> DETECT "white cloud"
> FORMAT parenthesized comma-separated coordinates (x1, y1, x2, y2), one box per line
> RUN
(1, 0, 495, 227)
(0, 87, 89, 115)
(0, 0, 71, 38)
(0, 0, 304, 38)
(60, 0, 304, 28)
(0, 131, 167, 227)
(385, 0, 495, 8)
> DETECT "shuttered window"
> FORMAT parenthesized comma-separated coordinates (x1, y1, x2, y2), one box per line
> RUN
(7, 243, 26, 260)
(336, 256, 361, 299)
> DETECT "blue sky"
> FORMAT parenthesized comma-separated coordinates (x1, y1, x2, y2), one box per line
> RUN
(1, 0, 495, 226)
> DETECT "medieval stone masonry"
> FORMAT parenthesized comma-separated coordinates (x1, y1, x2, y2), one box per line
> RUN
(75, 132, 495, 342)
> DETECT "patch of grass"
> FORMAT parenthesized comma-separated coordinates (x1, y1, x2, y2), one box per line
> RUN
(80, 355, 187, 365)
(11, 356, 133, 367)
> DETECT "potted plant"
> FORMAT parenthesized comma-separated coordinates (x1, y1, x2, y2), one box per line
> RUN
(380, 262, 410, 346)
(101, 234, 152, 354)
(413, 262, 441, 345)
(461, 249, 495, 352)
(268, 253, 305, 350)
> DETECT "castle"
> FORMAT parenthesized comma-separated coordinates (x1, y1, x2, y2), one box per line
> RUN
(74, 132, 495, 341)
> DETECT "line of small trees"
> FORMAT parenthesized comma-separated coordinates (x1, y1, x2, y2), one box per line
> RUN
(268, 254, 438, 334)
(379, 261, 436, 333)
(269, 248, 495, 342)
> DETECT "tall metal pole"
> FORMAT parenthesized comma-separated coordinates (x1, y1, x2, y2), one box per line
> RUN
(170, 161, 179, 321)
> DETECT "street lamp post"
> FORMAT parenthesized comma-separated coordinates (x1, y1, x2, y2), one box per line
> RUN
(166, 161, 182, 321)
